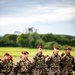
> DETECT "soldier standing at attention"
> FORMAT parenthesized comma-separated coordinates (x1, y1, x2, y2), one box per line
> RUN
(12, 51, 31, 75)
(0, 53, 13, 75)
(46, 46, 61, 75)
(31, 45, 46, 75)
(61, 47, 74, 75)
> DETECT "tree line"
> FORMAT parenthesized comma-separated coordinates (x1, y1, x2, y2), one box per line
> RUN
(0, 27, 75, 50)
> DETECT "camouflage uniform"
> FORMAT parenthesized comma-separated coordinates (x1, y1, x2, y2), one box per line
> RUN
(12, 59, 31, 75)
(61, 54, 74, 75)
(73, 63, 75, 75)
(60, 53, 65, 75)
(46, 53, 61, 75)
(32, 53, 46, 75)
(0, 59, 13, 75)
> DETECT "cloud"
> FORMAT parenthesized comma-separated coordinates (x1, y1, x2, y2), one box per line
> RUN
(0, 5, 74, 26)
(0, 0, 75, 36)
(0, 0, 75, 16)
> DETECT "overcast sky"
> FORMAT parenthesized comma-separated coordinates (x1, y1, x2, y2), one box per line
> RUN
(0, 0, 75, 36)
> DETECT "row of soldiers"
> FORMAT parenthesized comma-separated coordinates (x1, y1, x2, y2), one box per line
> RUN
(0, 45, 75, 75)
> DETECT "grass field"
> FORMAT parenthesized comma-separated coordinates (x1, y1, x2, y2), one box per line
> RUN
(0, 47, 75, 63)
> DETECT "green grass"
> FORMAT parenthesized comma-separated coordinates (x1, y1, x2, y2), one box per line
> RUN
(0, 47, 75, 63)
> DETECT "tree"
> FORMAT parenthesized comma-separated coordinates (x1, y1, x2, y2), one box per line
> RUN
(17, 34, 29, 47)
(49, 41, 59, 49)
(44, 41, 59, 49)
(0, 28, 75, 48)
(0, 34, 17, 46)
(70, 38, 75, 46)
(14, 31, 21, 35)
(24, 27, 37, 34)
(44, 42, 51, 49)
(42, 33, 54, 42)
(35, 39, 45, 48)
(31, 32, 40, 48)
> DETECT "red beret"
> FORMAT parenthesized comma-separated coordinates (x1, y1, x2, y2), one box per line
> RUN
(38, 45, 43, 49)
(54, 46, 59, 49)
(9, 55, 13, 61)
(4, 53, 10, 56)
(65, 47, 71, 50)
(21, 51, 29, 55)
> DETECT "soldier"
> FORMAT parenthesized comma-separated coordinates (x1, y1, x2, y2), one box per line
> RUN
(12, 51, 31, 75)
(0, 53, 13, 75)
(46, 46, 61, 75)
(31, 45, 46, 75)
(61, 47, 74, 75)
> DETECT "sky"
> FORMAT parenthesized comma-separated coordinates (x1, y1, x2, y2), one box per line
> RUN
(0, 0, 75, 36)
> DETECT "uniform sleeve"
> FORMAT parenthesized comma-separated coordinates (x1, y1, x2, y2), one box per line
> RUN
(11, 61, 20, 75)
(60, 56, 66, 66)
(45, 56, 51, 68)
(72, 57, 75, 71)
(72, 56, 74, 64)
(14, 61, 20, 70)
(31, 55, 37, 67)
(27, 60, 32, 70)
